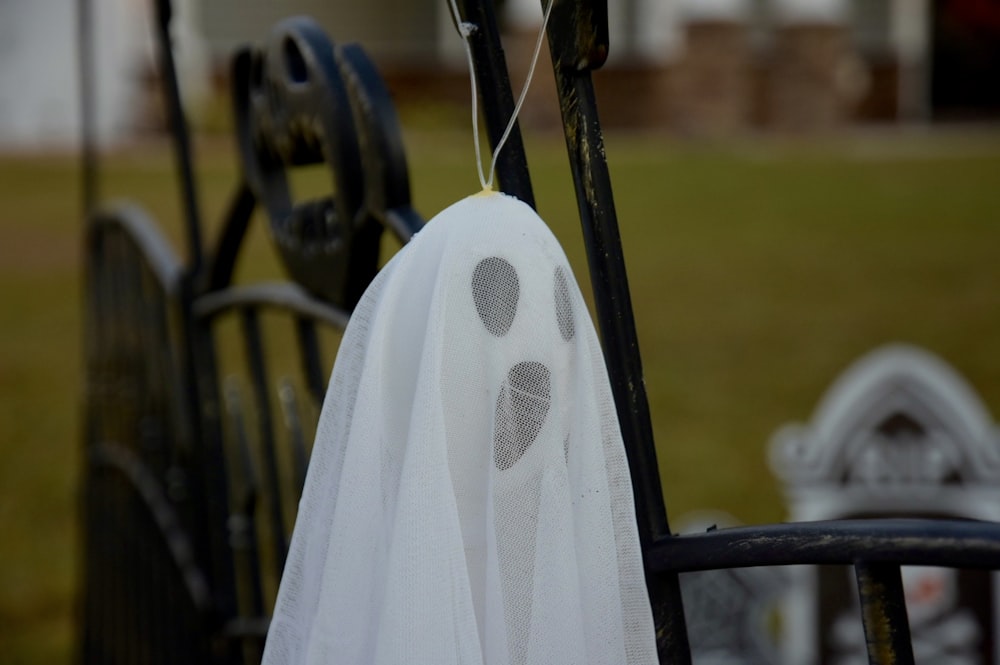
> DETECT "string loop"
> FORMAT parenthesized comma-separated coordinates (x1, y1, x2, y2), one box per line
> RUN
(447, 0, 555, 192)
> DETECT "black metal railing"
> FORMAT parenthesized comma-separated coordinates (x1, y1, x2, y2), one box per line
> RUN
(82, 206, 212, 662)
(77, 1, 1000, 664)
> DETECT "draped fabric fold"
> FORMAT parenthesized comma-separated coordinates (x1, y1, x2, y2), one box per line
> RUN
(263, 192, 657, 665)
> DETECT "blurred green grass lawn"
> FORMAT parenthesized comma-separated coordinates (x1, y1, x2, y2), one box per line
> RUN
(2, 127, 1000, 662)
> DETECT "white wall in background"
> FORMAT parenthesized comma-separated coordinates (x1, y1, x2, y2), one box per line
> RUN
(505, 0, 683, 63)
(678, 0, 750, 22)
(505, 0, 544, 31)
(889, 0, 931, 119)
(771, 0, 849, 24)
(137, 0, 211, 114)
(634, 0, 682, 62)
(0, 0, 143, 149)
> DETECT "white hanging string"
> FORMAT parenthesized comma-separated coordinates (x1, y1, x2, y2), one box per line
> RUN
(448, 12, 488, 190)
(447, 0, 556, 192)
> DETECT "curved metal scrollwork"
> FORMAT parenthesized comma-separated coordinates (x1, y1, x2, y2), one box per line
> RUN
(227, 16, 422, 309)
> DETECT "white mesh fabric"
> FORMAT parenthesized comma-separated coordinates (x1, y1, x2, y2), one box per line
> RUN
(262, 191, 658, 665)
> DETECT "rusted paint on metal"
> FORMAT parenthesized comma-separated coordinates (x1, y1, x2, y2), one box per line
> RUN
(855, 562, 915, 665)
(858, 573, 897, 664)
(569, 1, 606, 70)
(546, 0, 609, 71)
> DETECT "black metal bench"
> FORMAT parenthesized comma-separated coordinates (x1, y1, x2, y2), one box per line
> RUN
(79, 1, 1000, 663)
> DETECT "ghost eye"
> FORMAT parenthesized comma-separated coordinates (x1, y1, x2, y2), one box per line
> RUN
(472, 256, 519, 337)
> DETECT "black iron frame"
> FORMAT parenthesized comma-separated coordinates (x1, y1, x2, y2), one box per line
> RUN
(77, 1, 1000, 663)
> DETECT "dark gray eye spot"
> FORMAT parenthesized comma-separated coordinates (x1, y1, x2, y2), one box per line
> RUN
(472, 257, 519, 337)
(494, 361, 551, 470)
(554, 266, 575, 341)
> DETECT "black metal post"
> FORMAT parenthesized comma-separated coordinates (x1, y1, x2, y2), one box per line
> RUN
(240, 309, 288, 575)
(855, 561, 916, 665)
(206, 183, 256, 292)
(78, 0, 97, 216)
(543, 1, 690, 661)
(152, 0, 204, 274)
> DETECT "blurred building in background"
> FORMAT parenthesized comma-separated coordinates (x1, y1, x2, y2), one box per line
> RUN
(1, 0, 998, 149)
(154, 0, 1000, 133)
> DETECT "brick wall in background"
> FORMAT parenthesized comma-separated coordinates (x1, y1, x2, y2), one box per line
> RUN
(670, 20, 753, 136)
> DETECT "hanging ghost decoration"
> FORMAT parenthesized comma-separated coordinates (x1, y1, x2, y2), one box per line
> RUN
(263, 0, 658, 661)
(261, 192, 658, 664)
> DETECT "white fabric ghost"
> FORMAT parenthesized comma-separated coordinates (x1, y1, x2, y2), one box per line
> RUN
(262, 191, 658, 665)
